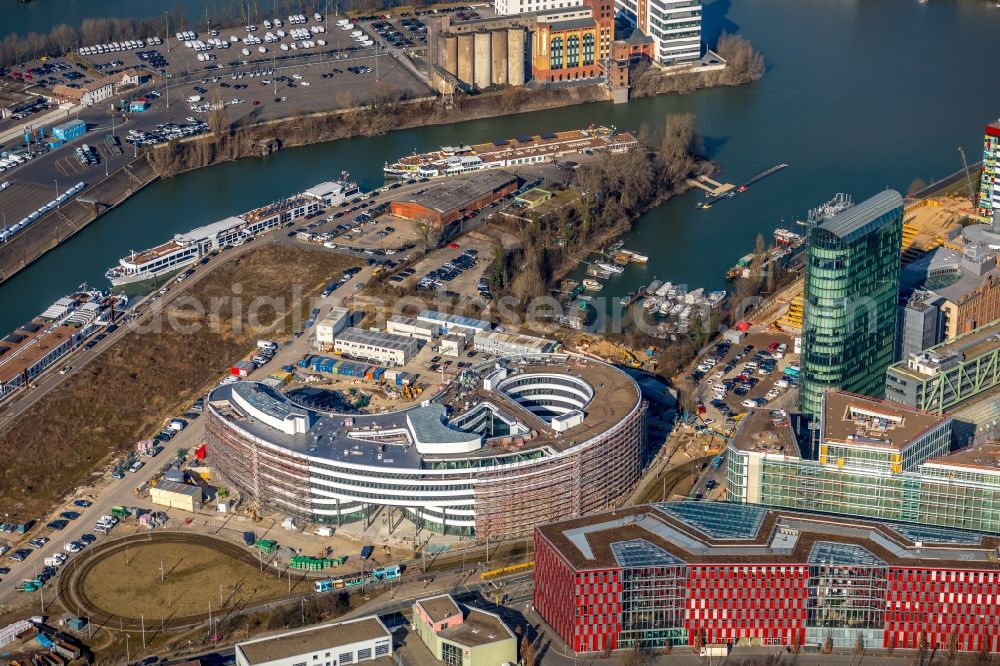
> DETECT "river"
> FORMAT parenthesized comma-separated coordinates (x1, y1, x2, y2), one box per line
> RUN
(2, 0, 1000, 333)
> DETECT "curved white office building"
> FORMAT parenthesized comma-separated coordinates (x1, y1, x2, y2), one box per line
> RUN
(206, 353, 647, 540)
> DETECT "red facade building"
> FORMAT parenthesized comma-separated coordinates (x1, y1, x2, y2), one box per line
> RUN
(534, 502, 1000, 654)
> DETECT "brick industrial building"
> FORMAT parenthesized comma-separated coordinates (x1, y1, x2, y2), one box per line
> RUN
(389, 171, 518, 227)
(534, 501, 1000, 655)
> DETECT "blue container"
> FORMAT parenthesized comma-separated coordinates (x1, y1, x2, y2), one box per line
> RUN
(52, 119, 86, 141)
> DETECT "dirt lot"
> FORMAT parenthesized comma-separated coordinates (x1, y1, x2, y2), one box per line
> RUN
(80, 538, 297, 621)
(0, 242, 359, 521)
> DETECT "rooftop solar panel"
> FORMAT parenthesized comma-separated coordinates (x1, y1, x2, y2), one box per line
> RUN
(20, 322, 43, 333)
(808, 541, 886, 567)
(493, 139, 509, 147)
(655, 501, 767, 539)
(3, 333, 26, 344)
(889, 523, 983, 546)
(611, 539, 685, 568)
(540, 132, 557, 140)
(516, 136, 532, 143)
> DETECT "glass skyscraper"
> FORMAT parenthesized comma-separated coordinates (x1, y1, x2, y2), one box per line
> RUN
(800, 190, 905, 418)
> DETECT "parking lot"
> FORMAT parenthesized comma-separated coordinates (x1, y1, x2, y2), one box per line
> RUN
(68, 14, 429, 118)
(0, 180, 75, 226)
(395, 233, 493, 300)
(689, 331, 799, 435)
(368, 15, 429, 51)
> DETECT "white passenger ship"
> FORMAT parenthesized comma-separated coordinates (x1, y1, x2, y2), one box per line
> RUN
(105, 178, 359, 287)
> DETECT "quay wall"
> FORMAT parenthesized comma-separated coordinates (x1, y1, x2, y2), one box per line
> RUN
(0, 156, 158, 285)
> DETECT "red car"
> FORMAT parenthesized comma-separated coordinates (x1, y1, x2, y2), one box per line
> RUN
(448, 242, 459, 249)
(252, 100, 261, 106)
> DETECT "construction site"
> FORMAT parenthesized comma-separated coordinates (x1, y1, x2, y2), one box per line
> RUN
(203, 353, 647, 544)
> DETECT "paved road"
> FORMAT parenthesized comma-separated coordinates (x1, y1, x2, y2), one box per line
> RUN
(0, 254, 373, 611)
(0, 238, 258, 434)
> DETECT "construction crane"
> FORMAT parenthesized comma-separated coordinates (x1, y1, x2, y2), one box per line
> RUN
(959, 146, 977, 202)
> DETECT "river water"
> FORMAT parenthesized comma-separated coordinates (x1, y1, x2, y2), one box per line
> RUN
(3, 0, 1000, 333)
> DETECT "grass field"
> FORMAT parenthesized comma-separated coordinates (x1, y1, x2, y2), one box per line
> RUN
(0, 242, 358, 520)
(80, 539, 301, 621)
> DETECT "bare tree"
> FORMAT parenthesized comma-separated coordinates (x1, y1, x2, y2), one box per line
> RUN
(692, 628, 705, 654)
(917, 631, 929, 664)
(715, 32, 764, 85)
(908, 177, 928, 197)
(620, 641, 646, 666)
(208, 98, 230, 137)
(520, 634, 535, 666)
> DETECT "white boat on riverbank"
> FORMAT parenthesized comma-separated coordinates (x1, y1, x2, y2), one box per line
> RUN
(104, 178, 359, 286)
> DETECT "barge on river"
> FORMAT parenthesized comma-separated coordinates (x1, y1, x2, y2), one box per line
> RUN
(383, 127, 637, 180)
(105, 178, 359, 287)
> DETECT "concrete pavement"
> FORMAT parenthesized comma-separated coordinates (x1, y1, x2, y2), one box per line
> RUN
(0, 105, 78, 146)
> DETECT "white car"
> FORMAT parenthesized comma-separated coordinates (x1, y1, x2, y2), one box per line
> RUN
(741, 399, 759, 408)
(64, 542, 81, 553)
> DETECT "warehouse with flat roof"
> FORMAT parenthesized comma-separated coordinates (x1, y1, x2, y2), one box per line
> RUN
(334, 327, 420, 366)
(386, 315, 438, 343)
(390, 171, 518, 227)
(235, 616, 392, 666)
(474, 329, 558, 356)
(316, 307, 351, 348)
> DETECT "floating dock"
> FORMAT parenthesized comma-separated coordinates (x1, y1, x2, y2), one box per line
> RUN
(687, 175, 734, 197)
(698, 163, 789, 209)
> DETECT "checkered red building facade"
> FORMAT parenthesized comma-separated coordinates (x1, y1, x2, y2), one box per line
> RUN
(533, 536, 622, 653)
(534, 532, 1000, 653)
(685, 564, 809, 646)
(884, 568, 1000, 652)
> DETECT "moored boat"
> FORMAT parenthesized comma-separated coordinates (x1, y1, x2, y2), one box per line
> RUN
(597, 262, 624, 274)
(583, 279, 603, 291)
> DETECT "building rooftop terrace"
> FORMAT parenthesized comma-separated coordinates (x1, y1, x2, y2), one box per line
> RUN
(821, 390, 949, 451)
(535, 501, 1000, 571)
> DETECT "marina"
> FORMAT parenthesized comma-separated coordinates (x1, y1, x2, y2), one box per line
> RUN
(725, 227, 807, 281)
(104, 178, 360, 287)
(0, 287, 126, 401)
(383, 126, 638, 180)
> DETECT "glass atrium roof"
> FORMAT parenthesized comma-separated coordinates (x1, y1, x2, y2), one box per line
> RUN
(655, 501, 767, 539)
(809, 541, 886, 567)
(889, 523, 983, 546)
(611, 539, 685, 568)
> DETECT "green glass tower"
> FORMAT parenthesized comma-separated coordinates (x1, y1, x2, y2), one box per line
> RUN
(800, 190, 904, 419)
